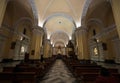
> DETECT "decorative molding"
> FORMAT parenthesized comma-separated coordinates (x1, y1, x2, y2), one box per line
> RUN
(12, 17, 33, 35)
(1, 24, 14, 32)
(77, 26, 88, 33)
(41, 0, 55, 22)
(29, 0, 38, 24)
(87, 18, 104, 28)
(66, 0, 77, 19)
(81, 0, 92, 25)
(0, 34, 8, 40)
(32, 27, 44, 35)
(13, 17, 33, 29)
(43, 13, 76, 27)
(91, 24, 116, 39)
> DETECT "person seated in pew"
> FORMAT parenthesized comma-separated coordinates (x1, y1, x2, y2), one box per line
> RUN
(95, 67, 119, 83)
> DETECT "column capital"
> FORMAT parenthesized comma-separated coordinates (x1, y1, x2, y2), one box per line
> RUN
(32, 26, 44, 35)
(77, 26, 88, 31)
(76, 26, 88, 35)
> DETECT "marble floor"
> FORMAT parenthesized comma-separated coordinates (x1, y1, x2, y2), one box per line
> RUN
(40, 59, 77, 83)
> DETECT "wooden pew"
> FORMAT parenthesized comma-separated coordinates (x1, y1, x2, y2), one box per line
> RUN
(3, 67, 15, 72)
(70, 65, 101, 72)
(108, 68, 118, 74)
(14, 72, 37, 83)
(80, 73, 120, 83)
(80, 73, 99, 83)
(0, 72, 38, 83)
(0, 72, 13, 83)
(73, 67, 100, 77)
(76, 68, 119, 83)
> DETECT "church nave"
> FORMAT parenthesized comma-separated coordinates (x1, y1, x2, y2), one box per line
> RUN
(40, 59, 77, 83)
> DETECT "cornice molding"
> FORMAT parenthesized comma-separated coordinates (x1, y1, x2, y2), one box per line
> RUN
(32, 27, 44, 35)
(91, 24, 116, 39)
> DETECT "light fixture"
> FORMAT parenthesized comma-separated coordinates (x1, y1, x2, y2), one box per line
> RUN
(69, 36, 72, 40)
(38, 21, 43, 27)
(20, 36, 23, 41)
(97, 39, 99, 43)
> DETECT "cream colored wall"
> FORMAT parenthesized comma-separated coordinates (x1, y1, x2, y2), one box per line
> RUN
(75, 27, 89, 60)
(85, 0, 120, 62)
(0, 25, 12, 60)
(87, 23, 102, 61)
(0, 0, 120, 62)
(111, 0, 120, 38)
(43, 40, 51, 58)
(0, 0, 36, 61)
(1, 20, 33, 60)
(0, 0, 8, 27)
(29, 27, 44, 60)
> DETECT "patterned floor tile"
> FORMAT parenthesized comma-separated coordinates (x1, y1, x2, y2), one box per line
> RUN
(40, 59, 77, 83)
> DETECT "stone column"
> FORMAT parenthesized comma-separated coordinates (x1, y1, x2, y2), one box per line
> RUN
(76, 27, 89, 60)
(0, 0, 8, 27)
(29, 27, 44, 60)
(49, 44, 53, 57)
(106, 40, 114, 59)
(75, 29, 79, 58)
(43, 39, 51, 58)
(111, 0, 120, 38)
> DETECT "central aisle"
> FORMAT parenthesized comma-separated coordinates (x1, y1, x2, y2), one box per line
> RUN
(40, 59, 77, 83)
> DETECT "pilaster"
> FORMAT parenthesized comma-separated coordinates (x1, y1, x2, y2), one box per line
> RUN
(76, 26, 89, 60)
(0, 0, 8, 27)
(111, 0, 120, 38)
(29, 26, 44, 60)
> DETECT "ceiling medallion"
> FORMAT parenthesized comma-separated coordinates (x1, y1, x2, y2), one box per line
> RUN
(59, 21, 62, 24)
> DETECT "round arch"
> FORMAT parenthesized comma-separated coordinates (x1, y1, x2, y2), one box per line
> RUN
(54, 41, 65, 47)
(13, 17, 34, 32)
(43, 13, 76, 40)
(86, 18, 104, 29)
(50, 31, 69, 46)
(81, 0, 93, 25)
(43, 13, 76, 28)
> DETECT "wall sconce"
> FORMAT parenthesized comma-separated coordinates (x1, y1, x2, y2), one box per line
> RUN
(97, 39, 99, 42)
(20, 36, 23, 41)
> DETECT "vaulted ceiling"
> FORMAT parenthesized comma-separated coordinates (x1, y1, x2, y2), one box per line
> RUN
(34, 0, 85, 27)
(33, 0, 86, 46)
(5, 0, 113, 47)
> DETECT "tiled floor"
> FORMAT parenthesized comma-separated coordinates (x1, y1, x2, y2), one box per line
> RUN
(40, 59, 77, 83)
